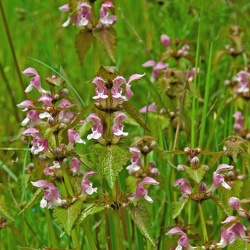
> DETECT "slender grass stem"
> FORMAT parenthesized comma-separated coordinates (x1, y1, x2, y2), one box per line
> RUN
(0, 1, 26, 98)
(198, 202, 208, 243)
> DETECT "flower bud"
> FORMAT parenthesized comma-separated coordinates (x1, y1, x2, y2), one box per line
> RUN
(105, 204, 110, 209)
(59, 123, 67, 130)
(48, 117, 54, 125)
(199, 182, 207, 192)
(148, 161, 156, 168)
(177, 164, 185, 172)
(150, 167, 160, 176)
(204, 165, 209, 171)
(228, 171, 235, 180)
(184, 147, 190, 153)
(54, 147, 62, 156)
(142, 146, 149, 154)
(53, 94, 60, 101)
(59, 88, 69, 96)
(150, 140, 156, 148)
(190, 156, 199, 166)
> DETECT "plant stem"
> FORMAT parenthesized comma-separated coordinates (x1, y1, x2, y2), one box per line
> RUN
(0, 0, 26, 98)
(114, 210, 124, 250)
(198, 202, 208, 243)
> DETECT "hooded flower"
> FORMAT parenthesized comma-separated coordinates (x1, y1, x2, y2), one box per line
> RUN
(68, 129, 85, 145)
(81, 171, 97, 195)
(97, 1, 117, 28)
(217, 216, 248, 248)
(31, 180, 67, 209)
(31, 136, 49, 155)
(233, 111, 244, 132)
(23, 67, 46, 94)
(128, 177, 159, 203)
(112, 112, 128, 137)
(174, 178, 192, 198)
(70, 157, 84, 175)
(17, 100, 34, 111)
(86, 113, 103, 140)
(208, 164, 234, 192)
(92, 76, 108, 103)
(166, 227, 195, 250)
(233, 70, 249, 94)
(142, 60, 167, 81)
(139, 102, 157, 113)
(126, 147, 141, 174)
(160, 34, 171, 48)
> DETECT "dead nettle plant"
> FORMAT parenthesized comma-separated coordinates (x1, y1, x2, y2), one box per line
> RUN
(16, 64, 166, 248)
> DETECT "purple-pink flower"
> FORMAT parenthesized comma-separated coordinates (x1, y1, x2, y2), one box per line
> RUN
(233, 111, 244, 132)
(160, 34, 171, 48)
(166, 227, 194, 249)
(97, 1, 117, 28)
(31, 180, 66, 209)
(70, 157, 84, 175)
(23, 67, 45, 94)
(92, 76, 108, 105)
(17, 100, 34, 111)
(217, 216, 248, 248)
(112, 112, 128, 137)
(126, 147, 141, 174)
(174, 178, 192, 198)
(68, 129, 85, 145)
(86, 113, 103, 140)
(128, 177, 159, 203)
(142, 60, 167, 81)
(31, 136, 49, 155)
(208, 164, 234, 192)
(81, 171, 97, 195)
(233, 70, 249, 94)
(139, 102, 157, 113)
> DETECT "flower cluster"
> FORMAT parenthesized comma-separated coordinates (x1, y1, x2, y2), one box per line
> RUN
(59, 1, 117, 29)
(19, 67, 98, 209)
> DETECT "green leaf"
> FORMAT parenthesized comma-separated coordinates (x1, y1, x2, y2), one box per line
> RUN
(93, 27, 117, 63)
(77, 204, 105, 227)
(172, 198, 189, 219)
(96, 66, 118, 81)
(122, 101, 151, 132)
(75, 30, 93, 64)
(130, 201, 155, 246)
(18, 188, 43, 215)
(93, 144, 131, 189)
(210, 196, 231, 216)
(0, 195, 15, 220)
(184, 164, 207, 183)
(53, 199, 83, 235)
(67, 104, 94, 129)
(37, 124, 59, 149)
(45, 75, 65, 87)
(228, 238, 247, 250)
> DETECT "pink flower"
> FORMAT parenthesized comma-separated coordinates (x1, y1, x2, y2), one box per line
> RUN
(177, 44, 190, 57)
(22, 128, 40, 137)
(142, 60, 167, 81)
(70, 157, 84, 175)
(21, 110, 40, 127)
(87, 113, 103, 140)
(112, 112, 128, 137)
(92, 76, 108, 104)
(174, 178, 192, 198)
(17, 100, 34, 111)
(31, 180, 66, 209)
(126, 147, 141, 174)
(233, 111, 244, 132)
(31, 136, 49, 155)
(166, 227, 194, 249)
(44, 161, 61, 176)
(38, 94, 53, 109)
(97, 1, 117, 28)
(228, 197, 244, 213)
(74, 2, 92, 28)
(208, 164, 234, 192)
(233, 70, 249, 93)
(128, 177, 159, 203)
(217, 216, 248, 248)
(68, 129, 85, 145)
(111, 73, 145, 106)
(23, 67, 45, 94)
(59, 4, 69, 12)
(185, 67, 199, 82)
(81, 171, 97, 195)
(139, 102, 157, 113)
(160, 34, 171, 48)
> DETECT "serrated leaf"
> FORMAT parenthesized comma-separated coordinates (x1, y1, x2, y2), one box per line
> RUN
(77, 204, 104, 227)
(75, 30, 93, 65)
(96, 66, 118, 81)
(68, 104, 94, 129)
(45, 76, 65, 86)
(210, 196, 231, 216)
(37, 124, 59, 149)
(172, 198, 189, 219)
(123, 101, 150, 132)
(130, 201, 155, 246)
(0, 195, 15, 220)
(207, 151, 224, 168)
(93, 27, 117, 63)
(228, 238, 247, 250)
(126, 175, 137, 192)
(93, 144, 131, 189)
(53, 199, 83, 235)
(184, 164, 207, 183)
(18, 188, 43, 215)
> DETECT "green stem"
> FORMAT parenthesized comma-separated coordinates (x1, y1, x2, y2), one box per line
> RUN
(45, 210, 58, 248)
(114, 210, 124, 250)
(198, 202, 208, 243)
(82, 224, 98, 250)
(0, 0, 26, 98)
